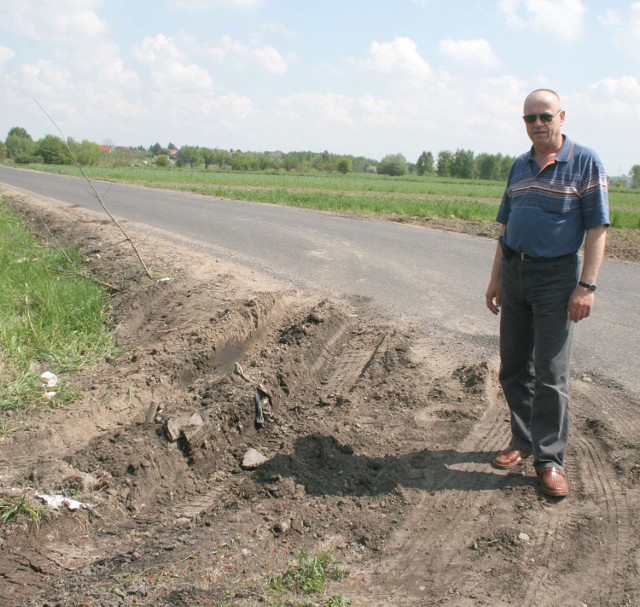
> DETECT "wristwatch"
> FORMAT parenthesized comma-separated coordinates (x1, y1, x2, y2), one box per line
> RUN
(578, 281, 597, 292)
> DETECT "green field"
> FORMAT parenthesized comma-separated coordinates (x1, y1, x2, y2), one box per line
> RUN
(12, 164, 640, 229)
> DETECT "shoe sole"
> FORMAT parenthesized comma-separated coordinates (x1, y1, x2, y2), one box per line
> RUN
(539, 479, 569, 497)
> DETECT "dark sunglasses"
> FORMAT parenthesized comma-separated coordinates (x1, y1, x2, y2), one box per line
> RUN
(522, 109, 561, 123)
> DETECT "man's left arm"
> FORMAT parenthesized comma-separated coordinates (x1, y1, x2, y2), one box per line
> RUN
(568, 224, 608, 323)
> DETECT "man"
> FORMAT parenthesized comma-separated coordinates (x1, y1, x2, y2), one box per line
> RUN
(485, 88, 609, 498)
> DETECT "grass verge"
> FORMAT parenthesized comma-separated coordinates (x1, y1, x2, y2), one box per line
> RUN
(0, 198, 116, 412)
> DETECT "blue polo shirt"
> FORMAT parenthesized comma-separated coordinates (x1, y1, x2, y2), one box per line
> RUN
(497, 135, 609, 258)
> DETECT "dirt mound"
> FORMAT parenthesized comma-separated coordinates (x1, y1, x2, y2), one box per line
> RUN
(0, 195, 639, 607)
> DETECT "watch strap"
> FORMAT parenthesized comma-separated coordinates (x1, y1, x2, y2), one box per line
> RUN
(578, 281, 597, 292)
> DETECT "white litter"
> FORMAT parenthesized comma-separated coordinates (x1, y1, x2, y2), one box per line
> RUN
(35, 493, 93, 511)
(41, 371, 58, 388)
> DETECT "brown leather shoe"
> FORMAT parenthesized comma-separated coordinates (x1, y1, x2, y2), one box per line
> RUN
(492, 444, 529, 469)
(538, 467, 569, 497)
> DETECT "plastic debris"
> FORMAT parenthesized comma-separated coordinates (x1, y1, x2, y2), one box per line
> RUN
(41, 371, 58, 388)
(254, 386, 271, 428)
(35, 492, 93, 511)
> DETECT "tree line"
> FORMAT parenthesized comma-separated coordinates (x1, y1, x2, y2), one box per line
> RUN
(2, 126, 638, 186)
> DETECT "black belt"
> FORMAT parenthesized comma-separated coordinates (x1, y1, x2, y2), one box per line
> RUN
(500, 239, 576, 263)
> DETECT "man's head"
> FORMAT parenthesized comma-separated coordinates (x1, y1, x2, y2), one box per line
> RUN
(522, 89, 565, 152)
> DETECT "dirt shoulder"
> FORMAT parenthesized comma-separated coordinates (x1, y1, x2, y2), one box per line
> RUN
(0, 193, 639, 607)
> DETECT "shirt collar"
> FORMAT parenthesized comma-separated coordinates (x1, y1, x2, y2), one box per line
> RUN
(527, 135, 572, 163)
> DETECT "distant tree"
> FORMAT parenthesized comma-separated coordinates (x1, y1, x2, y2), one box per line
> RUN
(0, 141, 6, 161)
(416, 151, 434, 176)
(378, 153, 408, 176)
(168, 142, 178, 151)
(337, 157, 352, 174)
(452, 149, 475, 179)
(36, 134, 70, 164)
(73, 139, 101, 165)
(212, 148, 231, 169)
(230, 151, 259, 171)
(7, 126, 31, 139)
(149, 142, 165, 156)
(630, 165, 640, 189)
(155, 155, 169, 167)
(258, 152, 277, 171)
(312, 151, 336, 172)
(6, 127, 35, 159)
(201, 147, 217, 169)
(283, 153, 299, 172)
(178, 146, 202, 168)
(436, 150, 453, 177)
(500, 155, 514, 181)
(476, 154, 500, 179)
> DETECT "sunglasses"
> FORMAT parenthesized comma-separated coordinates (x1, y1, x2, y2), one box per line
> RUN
(522, 109, 562, 123)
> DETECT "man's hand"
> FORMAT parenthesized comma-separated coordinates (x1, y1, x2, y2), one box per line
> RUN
(568, 287, 595, 322)
(485, 278, 501, 315)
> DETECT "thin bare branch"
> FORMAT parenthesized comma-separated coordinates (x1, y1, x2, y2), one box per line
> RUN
(33, 98, 153, 279)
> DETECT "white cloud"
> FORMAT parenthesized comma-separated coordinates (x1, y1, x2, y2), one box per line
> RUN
(90, 44, 140, 89)
(498, 0, 587, 44)
(591, 76, 640, 99)
(208, 36, 288, 74)
(438, 38, 501, 68)
(134, 34, 213, 91)
(365, 37, 432, 81)
(257, 21, 295, 39)
(277, 93, 355, 127)
(18, 60, 72, 95)
(166, 0, 264, 11)
(0, 46, 16, 67)
(608, 2, 640, 60)
(0, 0, 107, 43)
(599, 9, 622, 28)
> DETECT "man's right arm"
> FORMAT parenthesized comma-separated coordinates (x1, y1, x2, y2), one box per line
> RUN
(485, 224, 507, 315)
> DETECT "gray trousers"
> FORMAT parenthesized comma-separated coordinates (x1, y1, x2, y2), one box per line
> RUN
(499, 253, 579, 471)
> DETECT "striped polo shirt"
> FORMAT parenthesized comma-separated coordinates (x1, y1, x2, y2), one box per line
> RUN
(497, 135, 610, 258)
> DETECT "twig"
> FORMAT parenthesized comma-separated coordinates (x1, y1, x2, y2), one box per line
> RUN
(33, 98, 153, 279)
(234, 363, 256, 383)
(156, 317, 196, 334)
(44, 264, 118, 291)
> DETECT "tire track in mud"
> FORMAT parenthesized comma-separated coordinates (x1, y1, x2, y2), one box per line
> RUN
(521, 418, 634, 607)
(345, 375, 638, 607)
(347, 372, 518, 606)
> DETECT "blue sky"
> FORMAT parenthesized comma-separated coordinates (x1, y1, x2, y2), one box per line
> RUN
(1, 0, 639, 175)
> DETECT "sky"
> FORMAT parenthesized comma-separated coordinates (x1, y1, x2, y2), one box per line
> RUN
(0, 0, 639, 175)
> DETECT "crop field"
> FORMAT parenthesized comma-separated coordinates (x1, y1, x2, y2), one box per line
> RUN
(18, 163, 640, 229)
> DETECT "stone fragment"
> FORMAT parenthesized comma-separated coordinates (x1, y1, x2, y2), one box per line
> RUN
(241, 448, 267, 470)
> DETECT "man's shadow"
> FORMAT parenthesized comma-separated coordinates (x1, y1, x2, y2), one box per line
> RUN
(254, 433, 532, 497)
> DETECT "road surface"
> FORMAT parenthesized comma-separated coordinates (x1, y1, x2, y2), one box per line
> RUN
(1, 165, 638, 393)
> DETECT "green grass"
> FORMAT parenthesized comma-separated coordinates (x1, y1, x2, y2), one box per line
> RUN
(266, 549, 349, 606)
(15, 163, 640, 229)
(0, 199, 116, 412)
(0, 494, 50, 529)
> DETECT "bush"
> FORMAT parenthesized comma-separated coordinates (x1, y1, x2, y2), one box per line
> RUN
(377, 153, 408, 176)
(14, 155, 43, 165)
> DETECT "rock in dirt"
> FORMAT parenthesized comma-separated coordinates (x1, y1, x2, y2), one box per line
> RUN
(241, 448, 268, 469)
(165, 412, 204, 443)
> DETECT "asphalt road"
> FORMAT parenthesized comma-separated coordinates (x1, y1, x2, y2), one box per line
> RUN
(1, 165, 638, 393)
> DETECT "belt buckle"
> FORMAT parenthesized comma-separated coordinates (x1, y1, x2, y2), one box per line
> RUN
(518, 252, 528, 261)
